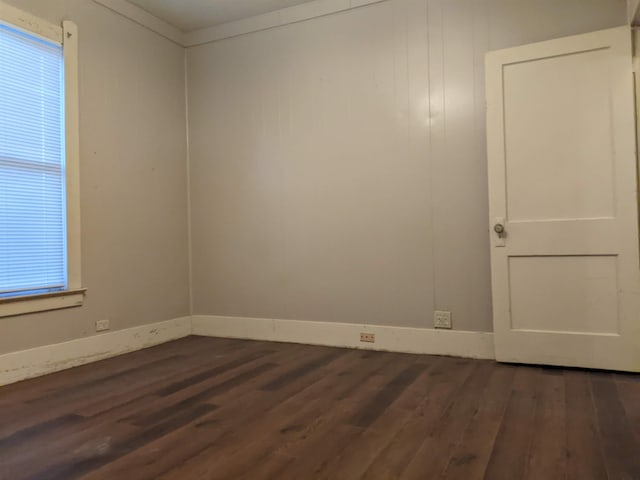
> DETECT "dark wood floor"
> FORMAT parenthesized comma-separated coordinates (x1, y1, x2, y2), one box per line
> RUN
(1, 336, 639, 480)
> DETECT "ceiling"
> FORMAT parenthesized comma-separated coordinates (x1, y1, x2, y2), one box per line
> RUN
(127, 0, 318, 32)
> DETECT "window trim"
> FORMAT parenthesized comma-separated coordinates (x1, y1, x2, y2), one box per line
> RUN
(0, 4, 83, 318)
(0, 2, 62, 43)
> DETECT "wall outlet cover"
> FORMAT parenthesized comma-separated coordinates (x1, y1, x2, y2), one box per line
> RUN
(360, 332, 375, 343)
(96, 319, 110, 332)
(434, 311, 452, 329)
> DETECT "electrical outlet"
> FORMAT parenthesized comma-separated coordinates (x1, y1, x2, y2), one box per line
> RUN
(434, 310, 452, 329)
(95, 319, 110, 332)
(360, 332, 375, 343)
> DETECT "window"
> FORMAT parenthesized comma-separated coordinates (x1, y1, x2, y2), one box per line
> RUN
(0, 6, 82, 317)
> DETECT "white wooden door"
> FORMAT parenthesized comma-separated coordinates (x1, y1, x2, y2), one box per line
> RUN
(486, 26, 640, 372)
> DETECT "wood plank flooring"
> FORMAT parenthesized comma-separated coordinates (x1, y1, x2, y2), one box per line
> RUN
(1, 336, 639, 480)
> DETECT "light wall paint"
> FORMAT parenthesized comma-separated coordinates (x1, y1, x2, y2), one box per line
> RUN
(630, 0, 640, 23)
(0, 0, 190, 355)
(187, 0, 627, 332)
(0, 0, 628, 359)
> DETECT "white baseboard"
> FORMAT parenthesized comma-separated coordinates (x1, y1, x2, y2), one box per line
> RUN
(1, 315, 495, 386)
(192, 315, 495, 360)
(0, 316, 191, 386)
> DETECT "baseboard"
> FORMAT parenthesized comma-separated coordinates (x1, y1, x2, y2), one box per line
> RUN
(0, 316, 192, 386)
(1, 315, 494, 386)
(192, 315, 495, 359)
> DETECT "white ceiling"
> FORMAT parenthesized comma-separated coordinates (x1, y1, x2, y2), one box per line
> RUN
(127, 0, 318, 32)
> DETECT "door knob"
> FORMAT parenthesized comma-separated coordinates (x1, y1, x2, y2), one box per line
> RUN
(494, 223, 505, 236)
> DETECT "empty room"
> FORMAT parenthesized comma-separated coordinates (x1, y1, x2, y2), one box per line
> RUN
(1, 0, 640, 478)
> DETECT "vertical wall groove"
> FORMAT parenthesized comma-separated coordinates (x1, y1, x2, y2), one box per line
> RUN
(186, 0, 626, 332)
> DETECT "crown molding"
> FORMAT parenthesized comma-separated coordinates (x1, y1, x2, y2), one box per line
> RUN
(91, 0, 386, 48)
(92, 0, 185, 46)
(184, 0, 387, 47)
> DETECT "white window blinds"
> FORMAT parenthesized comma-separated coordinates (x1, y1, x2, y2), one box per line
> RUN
(0, 22, 66, 298)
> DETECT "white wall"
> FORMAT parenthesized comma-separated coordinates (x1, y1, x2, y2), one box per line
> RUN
(187, 0, 627, 332)
(0, 0, 626, 358)
(629, 0, 640, 23)
(0, 0, 190, 355)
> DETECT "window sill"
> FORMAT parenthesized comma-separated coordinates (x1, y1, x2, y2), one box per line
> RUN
(0, 289, 86, 318)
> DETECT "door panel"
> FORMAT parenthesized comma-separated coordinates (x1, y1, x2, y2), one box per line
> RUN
(486, 26, 640, 371)
(508, 255, 619, 334)
(504, 48, 615, 222)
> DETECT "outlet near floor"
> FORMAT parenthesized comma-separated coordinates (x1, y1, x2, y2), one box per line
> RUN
(360, 332, 375, 343)
(434, 311, 452, 329)
(95, 319, 110, 332)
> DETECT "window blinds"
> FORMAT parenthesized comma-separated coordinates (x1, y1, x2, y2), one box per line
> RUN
(0, 22, 66, 297)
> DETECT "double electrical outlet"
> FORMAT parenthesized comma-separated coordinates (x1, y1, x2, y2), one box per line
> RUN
(434, 310, 452, 329)
(95, 319, 110, 332)
(360, 332, 375, 343)
(358, 310, 451, 344)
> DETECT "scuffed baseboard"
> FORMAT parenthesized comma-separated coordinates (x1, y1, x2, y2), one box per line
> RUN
(1, 314, 495, 386)
(192, 315, 495, 359)
(0, 316, 191, 386)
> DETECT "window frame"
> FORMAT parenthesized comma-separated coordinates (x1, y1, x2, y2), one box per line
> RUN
(0, 3, 83, 317)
